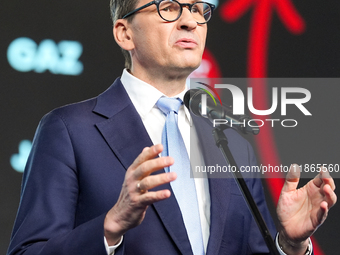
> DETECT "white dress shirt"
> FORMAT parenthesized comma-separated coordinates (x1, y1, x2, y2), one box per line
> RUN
(105, 70, 312, 255)
(105, 69, 211, 254)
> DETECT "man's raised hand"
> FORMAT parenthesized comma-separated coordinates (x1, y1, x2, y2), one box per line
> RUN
(104, 144, 176, 246)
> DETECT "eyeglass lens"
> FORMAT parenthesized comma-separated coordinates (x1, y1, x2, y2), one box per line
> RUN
(158, 1, 212, 23)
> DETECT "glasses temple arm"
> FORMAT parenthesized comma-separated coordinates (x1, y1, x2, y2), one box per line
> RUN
(122, 1, 156, 19)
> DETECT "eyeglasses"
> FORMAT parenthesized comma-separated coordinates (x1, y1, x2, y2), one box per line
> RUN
(122, 0, 216, 24)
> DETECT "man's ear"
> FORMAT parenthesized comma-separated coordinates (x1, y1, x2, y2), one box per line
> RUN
(113, 19, 135, 51)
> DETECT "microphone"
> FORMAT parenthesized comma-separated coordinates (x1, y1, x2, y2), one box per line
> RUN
(184, 89, 259, 135)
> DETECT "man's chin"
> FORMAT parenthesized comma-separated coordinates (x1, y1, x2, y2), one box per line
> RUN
(178, 58, 201, 71)
(164, 57, 202, 77)
(178, 62, 200, 73)
(185, 61, 202, 75)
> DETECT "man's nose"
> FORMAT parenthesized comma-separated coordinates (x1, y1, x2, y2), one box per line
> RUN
(177, 6, 198, 30)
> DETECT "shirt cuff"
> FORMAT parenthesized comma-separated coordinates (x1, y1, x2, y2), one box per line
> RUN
(275, 233, 313, 255)
(104, 236, 123, 255)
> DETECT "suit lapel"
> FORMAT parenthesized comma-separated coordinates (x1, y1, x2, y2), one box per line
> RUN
(192, 116, 233, 255)
(93, 79, 193, 255)
(94, 79, 153, 169)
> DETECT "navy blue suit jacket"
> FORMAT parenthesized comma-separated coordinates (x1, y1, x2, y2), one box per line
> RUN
(8, 78, 276, 255)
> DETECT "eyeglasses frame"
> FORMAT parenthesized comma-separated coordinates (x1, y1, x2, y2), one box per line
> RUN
(122, 0, 216, 24)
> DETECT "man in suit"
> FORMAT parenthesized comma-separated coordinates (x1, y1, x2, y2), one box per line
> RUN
(7, 0, 336, 254)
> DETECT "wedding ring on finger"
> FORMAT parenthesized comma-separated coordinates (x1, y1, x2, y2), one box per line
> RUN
(137, 182, 146, 194)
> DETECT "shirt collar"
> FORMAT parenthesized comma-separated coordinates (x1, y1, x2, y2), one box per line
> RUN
(121, 69, 192, 125)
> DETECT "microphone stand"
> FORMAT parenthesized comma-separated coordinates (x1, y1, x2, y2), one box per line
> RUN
(212, 124, 280, 255)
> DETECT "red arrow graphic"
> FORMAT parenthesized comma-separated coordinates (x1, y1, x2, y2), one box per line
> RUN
(221, 0, 305, 77)
(219, 1, 324, 255)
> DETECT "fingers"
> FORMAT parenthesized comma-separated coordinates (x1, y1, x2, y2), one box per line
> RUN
(322, 183, 337, 208)
(138, 172, 177, 193)
(134, 156, 174, 180)
(320, 169, 336, 190)
(312, 173, 323, 188)
(282, 164, 301, 193)
(130, 144, 174, 179)
(134, 173, 177, 210)
(312, 168, 337, 208)
(128, 144, 176, 200)
(105, 145, 176, 238)
(312, 167, 335, 188)
(139, 190, 172, 206)
(311, 183, 336, 229)
(315, 201, 328, 227)
(131, 144, 164, 170)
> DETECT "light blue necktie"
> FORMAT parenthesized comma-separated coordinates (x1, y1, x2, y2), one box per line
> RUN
(156, 97, 204, 255)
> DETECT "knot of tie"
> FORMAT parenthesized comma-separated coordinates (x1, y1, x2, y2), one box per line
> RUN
(156, 97, 182, 115)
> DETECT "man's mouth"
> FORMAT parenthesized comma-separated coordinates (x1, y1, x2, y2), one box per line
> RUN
(175, 38, 198, 48)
